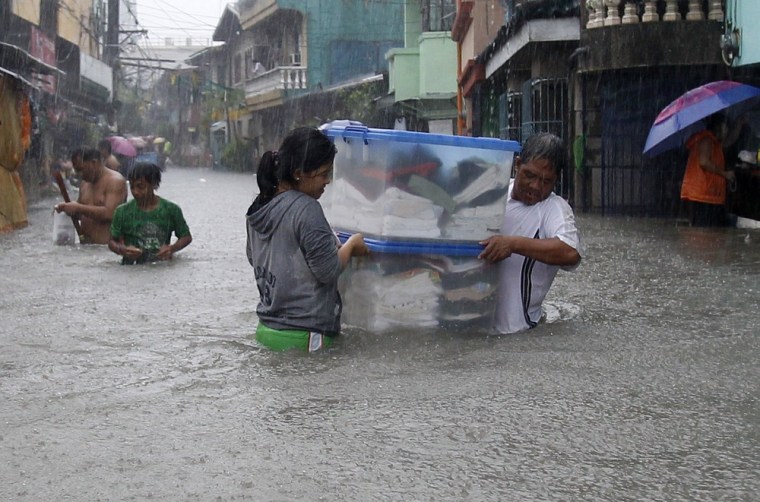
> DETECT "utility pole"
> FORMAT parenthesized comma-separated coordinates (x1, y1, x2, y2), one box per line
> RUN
(105, 0, 119, 65)
(106, 0, 120, 131)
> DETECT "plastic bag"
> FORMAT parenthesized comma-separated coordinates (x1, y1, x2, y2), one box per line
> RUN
(52, 210, 78, 245)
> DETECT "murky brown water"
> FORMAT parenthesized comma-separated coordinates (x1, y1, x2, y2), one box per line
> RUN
(1, 167, 758, 500)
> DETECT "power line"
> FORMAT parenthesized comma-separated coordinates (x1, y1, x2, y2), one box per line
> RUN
(136, 0, 218, 44)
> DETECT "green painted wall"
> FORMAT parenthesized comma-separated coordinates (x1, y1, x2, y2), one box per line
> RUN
(403, 0, 422, 49)
(731, 0, 760, 66)
(387, 48, 419, 100)
(418, 32, 457, 97)
(385, 0, 457, 101)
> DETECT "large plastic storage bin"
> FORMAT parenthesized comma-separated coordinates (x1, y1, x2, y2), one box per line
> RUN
(336, 232, 498, 334)
(321, 124, 520, 241)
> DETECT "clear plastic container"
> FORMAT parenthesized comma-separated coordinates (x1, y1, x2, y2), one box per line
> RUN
(336, 232, 498, 334)
(321, 124, 520, 241)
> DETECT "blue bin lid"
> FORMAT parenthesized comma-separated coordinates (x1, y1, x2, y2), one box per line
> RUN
(336, 231, 485, 257)
(323, 123, 520, 152)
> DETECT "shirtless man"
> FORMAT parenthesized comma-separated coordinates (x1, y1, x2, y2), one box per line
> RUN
(55, 148, 127, 244)
(98, 139, 121, 173)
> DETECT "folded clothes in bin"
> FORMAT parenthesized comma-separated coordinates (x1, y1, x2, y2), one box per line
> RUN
(341, 268, 442, 332)
(322, 123, 520, 242)
(328, 180, 443, 238)
(337, 233, 498, 334)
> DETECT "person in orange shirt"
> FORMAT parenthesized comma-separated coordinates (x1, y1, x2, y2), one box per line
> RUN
(681, 113, 746, 226)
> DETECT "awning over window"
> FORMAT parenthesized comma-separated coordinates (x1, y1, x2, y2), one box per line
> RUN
(0, 41, 65, 90)
(0, 66, 36, 88)
(79, 52, 113, 102)
(0, 41, 65, 76)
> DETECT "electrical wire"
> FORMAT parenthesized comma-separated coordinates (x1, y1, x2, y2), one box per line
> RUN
(135, 0, 220, 46)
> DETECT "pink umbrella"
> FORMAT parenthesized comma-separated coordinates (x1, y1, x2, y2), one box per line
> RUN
(128, 136, 148, 149)
(108, 136, 137, 157)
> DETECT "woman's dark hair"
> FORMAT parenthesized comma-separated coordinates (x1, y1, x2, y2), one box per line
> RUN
(255, 127, 337, 203)
(520, 132, 566, 176)
(129, 162, 162, 188)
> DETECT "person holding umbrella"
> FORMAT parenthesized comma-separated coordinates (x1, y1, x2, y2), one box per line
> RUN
(107, 136, 137, 178)
(681, 112, 746, 226)
(643, 80, 760, 225)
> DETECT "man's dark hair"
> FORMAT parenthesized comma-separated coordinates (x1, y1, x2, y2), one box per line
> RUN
(129, 162, 162, 188)
(520, 132, 567, 176)
(98, 139, 112, 154)
(82, 148, 102, 162)
(70, 147, 84, 163)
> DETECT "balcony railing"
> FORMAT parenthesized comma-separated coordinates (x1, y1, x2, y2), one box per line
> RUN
(244, 66, 307, 98)
(585, 0, 723, 28)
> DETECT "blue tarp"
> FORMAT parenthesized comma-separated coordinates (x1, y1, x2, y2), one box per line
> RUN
(135, 151, 158, 164)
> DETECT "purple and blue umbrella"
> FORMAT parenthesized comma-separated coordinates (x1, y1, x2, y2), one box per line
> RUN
(643, 80, 760, 157)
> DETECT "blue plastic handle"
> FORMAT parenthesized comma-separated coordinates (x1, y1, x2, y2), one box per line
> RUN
(336, 231, 485, 257)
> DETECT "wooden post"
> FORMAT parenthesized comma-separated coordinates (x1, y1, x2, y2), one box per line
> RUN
(52, 171, 83, 239)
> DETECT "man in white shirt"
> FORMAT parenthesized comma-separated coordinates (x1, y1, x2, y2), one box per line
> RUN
(479, 132, 582, 334)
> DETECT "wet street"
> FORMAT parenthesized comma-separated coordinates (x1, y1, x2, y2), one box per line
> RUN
(1, 167, 758, 500)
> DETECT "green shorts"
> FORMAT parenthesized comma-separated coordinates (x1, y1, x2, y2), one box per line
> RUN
(255, 323, 334, 352)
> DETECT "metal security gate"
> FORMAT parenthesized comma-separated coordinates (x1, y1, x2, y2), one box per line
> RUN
(523, 77, 570, 198)
(522, 77, 567, 140)
(597, 71, 708, 216)
(499, 91, 523, 143)
(498, 77, 570, 198)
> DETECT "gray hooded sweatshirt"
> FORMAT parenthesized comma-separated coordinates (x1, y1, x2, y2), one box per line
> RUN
(246, 190, 343, 335)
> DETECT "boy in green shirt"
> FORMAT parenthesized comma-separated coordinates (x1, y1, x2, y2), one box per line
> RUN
(109, 162, 192, 264)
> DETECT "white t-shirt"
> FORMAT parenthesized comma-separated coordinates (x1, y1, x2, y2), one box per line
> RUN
(495, 180, 582, 334)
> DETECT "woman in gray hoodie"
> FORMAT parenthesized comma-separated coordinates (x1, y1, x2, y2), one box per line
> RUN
(246, 127, 368, 352)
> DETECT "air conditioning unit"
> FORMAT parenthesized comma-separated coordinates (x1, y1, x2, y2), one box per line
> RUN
(720, 28, 740, 66)
(290, 53, 302, 66)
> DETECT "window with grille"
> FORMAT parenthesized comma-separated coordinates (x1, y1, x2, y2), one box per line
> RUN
(421, 0, 456, 31)
(234, 54, 242, 84)
(244, 48, 253, 79)
(523, 77, 569, 197)
(521, 77, 567, 139)
(499, 91, 523, 143)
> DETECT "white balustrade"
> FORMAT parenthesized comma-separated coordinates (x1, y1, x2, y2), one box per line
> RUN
(708, 0, 724, 21)
(686, 0, 705, 20)
(641, 1, 659, 22)
(244, 66, 308, 98)
(280, 67, 307, 90)
(663, 0, 681, 21)
(622, 0, 639, 24)
(584, 0, 717, 29)
(586, 0, 602, 29)
(604, 0, 621, 26)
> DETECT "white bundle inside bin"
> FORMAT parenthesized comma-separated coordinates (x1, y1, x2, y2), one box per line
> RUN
(341, 268, 442, 332)
(337, 234, 499, 334)
(321, 124, 520, 241)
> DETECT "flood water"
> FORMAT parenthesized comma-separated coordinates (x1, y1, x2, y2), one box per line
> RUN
(1, 167, 758, 500)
